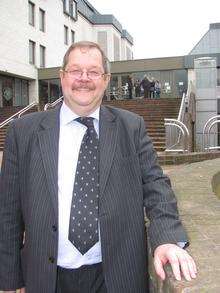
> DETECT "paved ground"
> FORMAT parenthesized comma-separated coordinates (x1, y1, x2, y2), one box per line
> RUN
(153, 158, 220, 292)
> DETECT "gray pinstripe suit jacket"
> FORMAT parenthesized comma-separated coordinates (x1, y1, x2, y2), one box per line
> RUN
(0, 104, 188, 292)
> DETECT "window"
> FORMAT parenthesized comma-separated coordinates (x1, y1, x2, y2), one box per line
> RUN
(14, 79, 29, 106)
(63, 0, 77, 20)
(217, 68, 220, 86)
(39, 79, 62, 105)
(28, 1, 35, 26)
(40, 45, 46, 68)
(64, 25, 69, 45)
(39, 8, 45, 32)
(29, 40, 35, 64)
(71, 30, 75, 44)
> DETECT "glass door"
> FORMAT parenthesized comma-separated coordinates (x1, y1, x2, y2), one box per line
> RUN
(2, 76, 14, 107)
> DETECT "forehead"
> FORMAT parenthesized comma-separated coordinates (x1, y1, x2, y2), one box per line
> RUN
(67, 47, 103, 68)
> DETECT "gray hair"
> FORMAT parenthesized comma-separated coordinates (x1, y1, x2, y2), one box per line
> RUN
(61, 41, 110, 74)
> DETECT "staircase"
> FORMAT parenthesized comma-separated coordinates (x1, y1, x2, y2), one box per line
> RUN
(0, 106, 38, 151)
(103, 98, 181, 152)
(0, 99, 181, 152)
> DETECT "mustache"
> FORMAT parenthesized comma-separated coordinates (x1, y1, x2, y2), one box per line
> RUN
(72, 82, 95, 91)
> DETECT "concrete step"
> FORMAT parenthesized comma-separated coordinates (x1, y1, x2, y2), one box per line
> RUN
(0, 106, 38, 150)
(103, 98, 180, 152)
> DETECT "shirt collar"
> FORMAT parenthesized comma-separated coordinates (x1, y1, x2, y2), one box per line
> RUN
(60, 101, 100, 126)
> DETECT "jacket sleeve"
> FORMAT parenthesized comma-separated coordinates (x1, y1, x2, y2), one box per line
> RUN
(137, 117, 188, 253)
(0, 123, 25, 290)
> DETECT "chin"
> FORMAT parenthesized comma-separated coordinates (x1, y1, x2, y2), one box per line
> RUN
(77, 95, 94, 104)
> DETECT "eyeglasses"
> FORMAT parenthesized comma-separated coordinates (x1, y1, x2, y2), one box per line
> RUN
(63, 69, 106, 80)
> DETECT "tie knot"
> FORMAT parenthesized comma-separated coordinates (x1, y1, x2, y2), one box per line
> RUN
(76, 117, 94, 129)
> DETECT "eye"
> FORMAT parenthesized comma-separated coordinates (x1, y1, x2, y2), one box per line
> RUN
(89, 71, 98, 75)
(69, 70, 81, 76)
(88, 71, 100, 77)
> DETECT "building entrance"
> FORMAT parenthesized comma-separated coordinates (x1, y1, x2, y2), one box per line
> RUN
(2, 76, 13, 107)
(0, 75, 29, 108)
(39, 79, 62, 106)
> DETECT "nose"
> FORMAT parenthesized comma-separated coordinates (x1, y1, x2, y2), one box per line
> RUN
(80, 70, 90, 81)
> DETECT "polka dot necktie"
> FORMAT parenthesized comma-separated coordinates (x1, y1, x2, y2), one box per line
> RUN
(68, 117, 99, 254)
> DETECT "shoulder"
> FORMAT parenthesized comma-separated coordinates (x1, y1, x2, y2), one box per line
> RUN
(4, 107, 60, 153)
(9, 110, 48, 134)
(7, 106, 60, 141)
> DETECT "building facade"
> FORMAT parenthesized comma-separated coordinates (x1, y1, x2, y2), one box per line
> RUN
(37, 22, 220, 107)
(0, 0, 133, 108)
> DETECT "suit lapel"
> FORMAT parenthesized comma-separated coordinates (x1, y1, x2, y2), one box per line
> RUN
(37, 106, 61, 218)
(99, 106, 118, 196)
(36, 104, 117, 216)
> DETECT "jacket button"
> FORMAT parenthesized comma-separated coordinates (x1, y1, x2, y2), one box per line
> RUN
(52, 225, 57, 232)
(48, 256, 55, 263)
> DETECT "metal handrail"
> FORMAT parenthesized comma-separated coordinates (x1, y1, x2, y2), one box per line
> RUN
(164, 80, 196, 153)
(18, 102, 38, 118)
(165, 123, 185, 151)
(178, 92, 186, 121)
(0, 102, 38, 129)
(164, 90, 190, 152)
(165, 119, 189, 136)
(44, 96, 63, 111)
(177, 81, 195, 122)
(164, 118, 189, 152)
(203, 115, 220, 151)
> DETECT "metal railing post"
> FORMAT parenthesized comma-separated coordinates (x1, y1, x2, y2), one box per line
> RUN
(44, 96, 63, 111)
(0, 102, 38, 129)
(203, 115, 220, 151)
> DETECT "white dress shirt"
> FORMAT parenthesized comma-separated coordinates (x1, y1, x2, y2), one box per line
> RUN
(57, 102, 102, 269)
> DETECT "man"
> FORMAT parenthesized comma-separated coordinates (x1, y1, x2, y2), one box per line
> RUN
(127, 75, 133, 99)
(140, 75, 151, 99)
(0, 41, 197, 293)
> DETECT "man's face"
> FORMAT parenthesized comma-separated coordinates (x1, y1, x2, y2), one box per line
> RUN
(60, 47, 110, 115)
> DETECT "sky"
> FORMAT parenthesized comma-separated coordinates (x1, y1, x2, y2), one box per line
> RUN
(88, 0, 220, 60)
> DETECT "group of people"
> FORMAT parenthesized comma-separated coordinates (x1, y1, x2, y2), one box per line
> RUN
(0, 41, 197, 293)
(126, 75, 161, 99)
(140, 75, 161, 99)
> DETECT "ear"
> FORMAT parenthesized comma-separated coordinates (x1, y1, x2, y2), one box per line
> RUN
(59, 69, 64, 81)
(104, 73, 111, 85)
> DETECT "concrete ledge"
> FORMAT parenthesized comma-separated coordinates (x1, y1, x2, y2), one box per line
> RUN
(212, 171, 220, 199)
(149, 159, 220, 292)
(158, 151, 220, 165)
